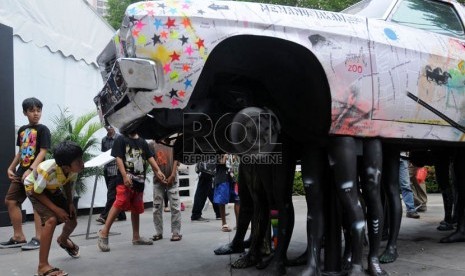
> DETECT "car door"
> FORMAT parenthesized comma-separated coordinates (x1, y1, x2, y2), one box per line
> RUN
(367, 0, 465, 130)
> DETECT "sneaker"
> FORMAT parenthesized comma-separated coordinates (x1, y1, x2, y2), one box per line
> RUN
(0, 238, 27, 248)
(96, 217, 106, 224)
(406, 211, 420, 219)
(164, 207, 170, 212)
(21, 237, 40, 250)
(191, 217, 210, 222)
(417, 205, 427, 212)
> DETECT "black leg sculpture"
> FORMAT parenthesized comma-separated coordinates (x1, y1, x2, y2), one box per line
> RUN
(300, 145, 327, 276)
(328, 136, 365, 276)
(434, 153, 456, 231)
(440, 149, 465, 243)
(231, 163, 271, 268)
(379, 146, 401, 264)
(264, 137, 298, 275)
(359, 139, 386, 276)
(213, 164, 253, 255)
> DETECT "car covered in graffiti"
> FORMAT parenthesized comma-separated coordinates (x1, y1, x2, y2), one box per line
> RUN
(94, 0, 465, 158)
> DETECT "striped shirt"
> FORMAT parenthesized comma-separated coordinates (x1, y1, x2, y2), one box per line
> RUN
(102, 133, 120, 176)
(24, 159, 77, 194)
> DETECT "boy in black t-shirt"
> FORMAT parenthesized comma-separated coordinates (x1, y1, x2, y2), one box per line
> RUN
(97, 132, 165, 252)
(1, 98, 51, 250)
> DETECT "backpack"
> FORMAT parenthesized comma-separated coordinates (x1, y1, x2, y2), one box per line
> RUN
(195, 160, 216, 175)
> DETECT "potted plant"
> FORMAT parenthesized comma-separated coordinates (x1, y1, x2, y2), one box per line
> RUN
(48, 107, 103, 208)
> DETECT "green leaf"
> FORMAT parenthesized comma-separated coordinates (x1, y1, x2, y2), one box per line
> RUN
(48, 106, 103, 196)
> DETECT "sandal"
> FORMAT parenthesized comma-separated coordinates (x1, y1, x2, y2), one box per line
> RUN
(170, 234, 182, 241)
(221, 224, 232, 232)
(152, 234, 163, 241)
(132, 237, 153, 245)
(37, 267, 68, 276)
(97, 230, 110, 252)
(0, 237, 27, 248)
(57, 238, 80, 258)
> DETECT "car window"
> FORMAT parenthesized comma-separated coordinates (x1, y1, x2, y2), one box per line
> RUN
(389, 0, 465, 39)
(343, 0, 392, 19)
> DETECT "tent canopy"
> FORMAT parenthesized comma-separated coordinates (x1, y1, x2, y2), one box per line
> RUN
(0, 0, 115, 66)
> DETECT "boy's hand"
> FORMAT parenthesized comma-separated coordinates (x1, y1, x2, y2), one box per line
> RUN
(21, 169, 32, 182)
(166, 175, 175, 186)
(55, 207, 70, 222)
(123, 174, 133, 188)
(155, 171, 166, 183)
(155, 173, 166, 185)
(7, 169, 18, 181)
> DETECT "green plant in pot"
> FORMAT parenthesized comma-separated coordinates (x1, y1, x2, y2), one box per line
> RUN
(48, 108, 103, 206)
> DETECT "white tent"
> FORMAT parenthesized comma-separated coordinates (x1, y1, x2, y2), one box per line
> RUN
(0, 0, 117, 213)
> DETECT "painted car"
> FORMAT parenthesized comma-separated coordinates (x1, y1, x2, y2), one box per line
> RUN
(94, 0, 465, 157)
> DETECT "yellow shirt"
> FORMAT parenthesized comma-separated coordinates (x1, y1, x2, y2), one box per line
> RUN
(24, 159, 77, 194)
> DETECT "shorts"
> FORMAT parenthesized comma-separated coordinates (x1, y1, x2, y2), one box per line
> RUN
(28, 190, 71, 226)
(213, 182, 240, 205)
(5, 179, 27, 204)
(114, 184, 144, 214)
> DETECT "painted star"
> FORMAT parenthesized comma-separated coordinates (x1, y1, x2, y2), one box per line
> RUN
(171, 98, 179, 107)
(152, 34, 162, 45)
(128, 15, 138, 25)
(182, 64, 190, 72)
(169, 30, 179, 39)
(160, 31, 168, 39)
(181, 17, 191, 28)
(153, 95, 163, 103)
(170, 71, 179, 81)
(195, 38, 204, 49)
(136, 34, 147, 45)
(184, 78, 193, 89)
(157, 3, 166, 9)
(127, 7, 137, 16)
(185, 45, 193, 56)
(163, 63, 172, 73)
(154, 19, 163, 30)
(135, 20, 146, 30)
(169, 8, 177, 15)
(166, 17, 176, 28)
(170, 51, 180, 62)
(178, 90, 186, 97)
(197, 10, 205, 15)
(147, 10, 155, 17)
(132, 29, 140, 37)
(168, 88, 178, 98)
(182, 3, 190, 9)
(145, 2, 154, 8)
(179, 35, 189, 45)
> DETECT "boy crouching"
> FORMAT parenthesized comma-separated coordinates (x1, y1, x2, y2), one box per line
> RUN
(24, 141, 84, 276)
